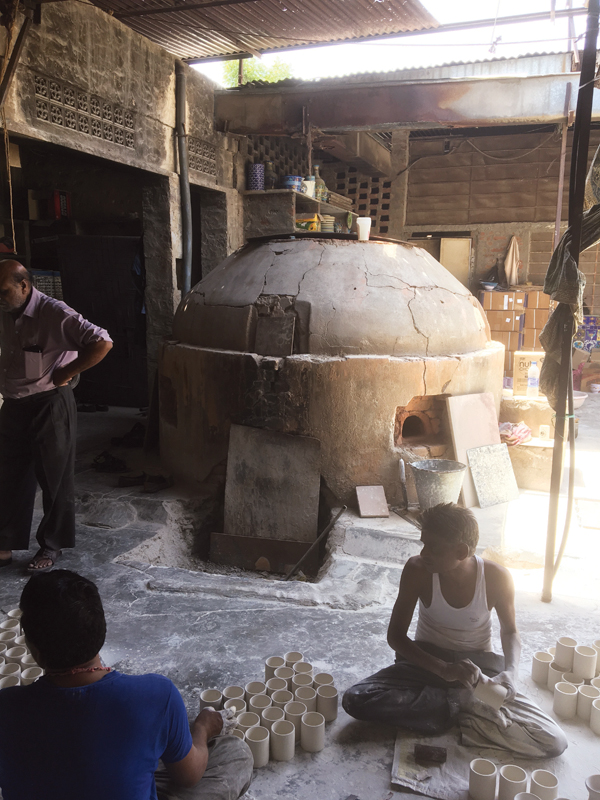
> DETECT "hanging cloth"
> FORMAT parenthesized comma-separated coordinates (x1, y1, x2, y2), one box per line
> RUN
(503, 236, 521, 287)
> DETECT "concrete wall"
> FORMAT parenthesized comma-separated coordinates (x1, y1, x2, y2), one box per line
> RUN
(1, 0, 246, 379)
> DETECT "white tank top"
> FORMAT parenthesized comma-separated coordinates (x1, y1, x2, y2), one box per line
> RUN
(415, 555, 493, 652)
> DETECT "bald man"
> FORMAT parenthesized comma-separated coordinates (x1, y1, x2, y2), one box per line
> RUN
(0, 261, 113, 572)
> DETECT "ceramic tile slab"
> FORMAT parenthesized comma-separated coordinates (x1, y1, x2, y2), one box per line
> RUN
(224, 424, 321, 542)
(445, 392, 501, 508)
(467, 443, 519, 509)
(355, 485, 389, 518)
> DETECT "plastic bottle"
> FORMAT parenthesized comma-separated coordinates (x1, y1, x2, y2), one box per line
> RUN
(526, 360, 540, 398)
(313, 165, 328, 202)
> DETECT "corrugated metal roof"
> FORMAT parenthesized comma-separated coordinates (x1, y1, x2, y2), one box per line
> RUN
(90, 0, 438, 62)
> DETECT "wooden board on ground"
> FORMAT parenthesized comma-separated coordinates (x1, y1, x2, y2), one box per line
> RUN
(467, 443, 519, 508)
(445, 393, 500, 508)
(210, 532, 318, 575)
(224, 424, 321, 542)
(356, 485, 389, 518)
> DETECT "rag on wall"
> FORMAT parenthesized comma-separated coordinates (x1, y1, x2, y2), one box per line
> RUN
(503, 236, 521, 287)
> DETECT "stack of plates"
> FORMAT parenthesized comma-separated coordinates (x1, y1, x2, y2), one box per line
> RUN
(321, 215, 335, 233)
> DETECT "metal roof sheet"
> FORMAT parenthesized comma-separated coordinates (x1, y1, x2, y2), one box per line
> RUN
(90, 0, 438, 62)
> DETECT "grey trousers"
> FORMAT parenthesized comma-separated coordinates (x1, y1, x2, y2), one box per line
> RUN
(343, 642, 567, 759)
(0, 386, 76, 552)
(154, 736, 254, 800)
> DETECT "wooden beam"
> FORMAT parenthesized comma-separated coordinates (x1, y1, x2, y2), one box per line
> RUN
(115, 0, 259, 19)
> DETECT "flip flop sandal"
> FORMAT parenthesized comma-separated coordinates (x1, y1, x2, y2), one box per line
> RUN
(27, 548, 61, 574)
(93, 451, 128, 473)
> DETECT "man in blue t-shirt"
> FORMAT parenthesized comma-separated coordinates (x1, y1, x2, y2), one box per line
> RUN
(0, 570, 254, 800)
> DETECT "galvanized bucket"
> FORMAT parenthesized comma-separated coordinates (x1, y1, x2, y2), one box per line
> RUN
(410, 459, 467, 510)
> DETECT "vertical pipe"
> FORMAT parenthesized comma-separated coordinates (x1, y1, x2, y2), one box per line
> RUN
(175, 61, 193, 296)
(553, 84, 571, 251)
(542, 0, 599, 604)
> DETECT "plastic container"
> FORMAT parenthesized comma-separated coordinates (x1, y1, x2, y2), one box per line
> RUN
(356, 217, 372, 241)
(410, 459, 467, 510)
(526, 361, 540, 398)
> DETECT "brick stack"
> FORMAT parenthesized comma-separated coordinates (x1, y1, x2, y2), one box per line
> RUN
(479, 288, 553, 381)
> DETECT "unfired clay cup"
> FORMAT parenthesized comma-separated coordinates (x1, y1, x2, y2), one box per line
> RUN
(236, 711, 260, 735)
(561, 672, 583, 687)
(0, 631, 18, 645)
(473, 677, 507, 710)
(244, 681, 266, 704)
(292, 673, 313, 691)
(532, 652, 553, 684)
(266, 677, 287, 696)
(284, 651, 303, 668)
(293, 662, 313, 676)
(199, 689, 223, 711)
(591, 698, 600, 735)
(224, 698, 246, 715)
(245, 725, 269, 768)
(0, 620, 19, 633)
(553, 682, 578, 719)
(585, 775, 600, 800)
(0, 663, 19, 679)
(5, 646, 26, 665)
(264, 656, 285, 681)
(316, 684, 338, 722)
(530, 769, 559, 800)
(261, 706, 284, 731)
(231, 728, 244, 740)
(300, 711, 325, 753)
(20, 653, 37, 668)
(547, 662, 564, 692)
(20, 666, 43, 686)
(592, 677, 600, 690)
(284, 700, 307, 736)
(499, 765, 527, 800)
(270, 719, 295, 761)
(0, 675, 19, 689)
(554, 637, 577, 671)
(313, 672, 334, 688)
(271, 689, 293, 710)
(273, 666, 294, 689)
(223, 685, 245, 701)
(6, 609, 22, 621)
(469, 758, 497, 800)
(250, 693, 272, 714)
(573, 645, 598, 681)
(295, 686, 317, 713)
(577, 685, 600, 722)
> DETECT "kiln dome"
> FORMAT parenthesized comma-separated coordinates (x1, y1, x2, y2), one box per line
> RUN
(173, 238, 489, 358)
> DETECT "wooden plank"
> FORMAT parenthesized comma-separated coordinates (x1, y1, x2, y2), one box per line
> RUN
(446, 393, 501, 508)
(210, 532, 319, 574)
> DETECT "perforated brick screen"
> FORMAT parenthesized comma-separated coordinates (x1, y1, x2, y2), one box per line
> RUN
(246, 135, 309, 182)
(322, 165, 392, 235)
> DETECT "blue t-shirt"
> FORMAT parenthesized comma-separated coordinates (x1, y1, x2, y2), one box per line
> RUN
(0, 671, 193, 800)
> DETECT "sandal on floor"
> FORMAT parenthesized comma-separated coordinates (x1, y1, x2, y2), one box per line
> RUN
(27, 548, 62, 573)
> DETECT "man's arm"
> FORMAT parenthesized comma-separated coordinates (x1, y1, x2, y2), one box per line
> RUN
(486, 561, 521, 700)
(52, 340, 112, 386)
(388, 558, 480, 689)
(164, 709, 223, 788)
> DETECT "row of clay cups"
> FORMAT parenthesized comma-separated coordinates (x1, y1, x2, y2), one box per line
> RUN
(470, 761, 565, 800)
(534, 638, 600, 681)
(202, 681, 338, 722)
(551, 680, 600, 730)
(231, 707, 327, 765)
(532, 651, 600, 690)
(0, 664, 44, 688)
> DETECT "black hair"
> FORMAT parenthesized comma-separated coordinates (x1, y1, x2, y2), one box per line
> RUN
(20, 570, 106, 670)
(420, 502, 479, 556)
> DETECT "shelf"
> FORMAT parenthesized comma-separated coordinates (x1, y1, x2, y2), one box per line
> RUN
(243, 189, 355, 216)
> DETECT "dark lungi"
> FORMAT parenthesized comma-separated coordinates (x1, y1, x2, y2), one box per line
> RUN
(0, 386, 76, 552)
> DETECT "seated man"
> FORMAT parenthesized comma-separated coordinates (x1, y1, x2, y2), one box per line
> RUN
(0, 570, 253, 800)
(343, 503, 567, 758)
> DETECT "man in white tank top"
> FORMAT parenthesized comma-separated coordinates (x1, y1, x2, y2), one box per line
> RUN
(343, 503, 567, 758)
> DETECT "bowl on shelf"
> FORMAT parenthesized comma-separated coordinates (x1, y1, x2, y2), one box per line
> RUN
(573, 390, 587, 409)
(480, 281, 498, 291)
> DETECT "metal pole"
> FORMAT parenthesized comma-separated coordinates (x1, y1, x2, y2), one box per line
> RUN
(175, 62, 193, 296)
(553, 84, 572, 251)
(542, 0, 599, 603)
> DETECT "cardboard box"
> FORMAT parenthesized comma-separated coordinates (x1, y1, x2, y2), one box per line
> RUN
(527, 290, 550, 310)
(522, 328, 541, 350)
(486, 310, 525, 332)
(523, 309, 550, 329)
(491, 331, 522, 350)
(513, 350, 546, 396)
(480, 291, 514, 311)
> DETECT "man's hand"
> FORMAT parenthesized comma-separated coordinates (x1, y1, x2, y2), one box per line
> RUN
(52, 365, 74, 387)
(193, 708, 223, 741)
(489, 670, 518, 702)
(439, 659, 481, 689)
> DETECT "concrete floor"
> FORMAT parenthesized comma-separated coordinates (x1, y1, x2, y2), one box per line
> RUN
(0, 399, 599, 800)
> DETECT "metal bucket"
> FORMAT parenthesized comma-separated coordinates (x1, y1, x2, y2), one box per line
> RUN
(410, 459, 467, 510)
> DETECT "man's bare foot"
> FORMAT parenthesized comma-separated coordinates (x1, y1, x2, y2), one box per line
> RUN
(27, 548, 61, 573)
(0, 550, 12, 567)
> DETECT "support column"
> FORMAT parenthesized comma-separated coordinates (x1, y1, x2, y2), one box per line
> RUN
(388, 129, 410, 240)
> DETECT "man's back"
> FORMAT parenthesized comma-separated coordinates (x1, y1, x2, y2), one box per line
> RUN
(0, 671, 192, 800)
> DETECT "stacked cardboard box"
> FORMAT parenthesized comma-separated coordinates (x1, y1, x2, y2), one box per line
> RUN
(479, 287, 553, 380)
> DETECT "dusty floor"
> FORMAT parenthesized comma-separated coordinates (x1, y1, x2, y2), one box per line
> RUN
(0, 399, 599, 800)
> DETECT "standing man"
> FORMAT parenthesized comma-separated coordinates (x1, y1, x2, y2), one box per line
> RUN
(0, 259, 113, 572)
